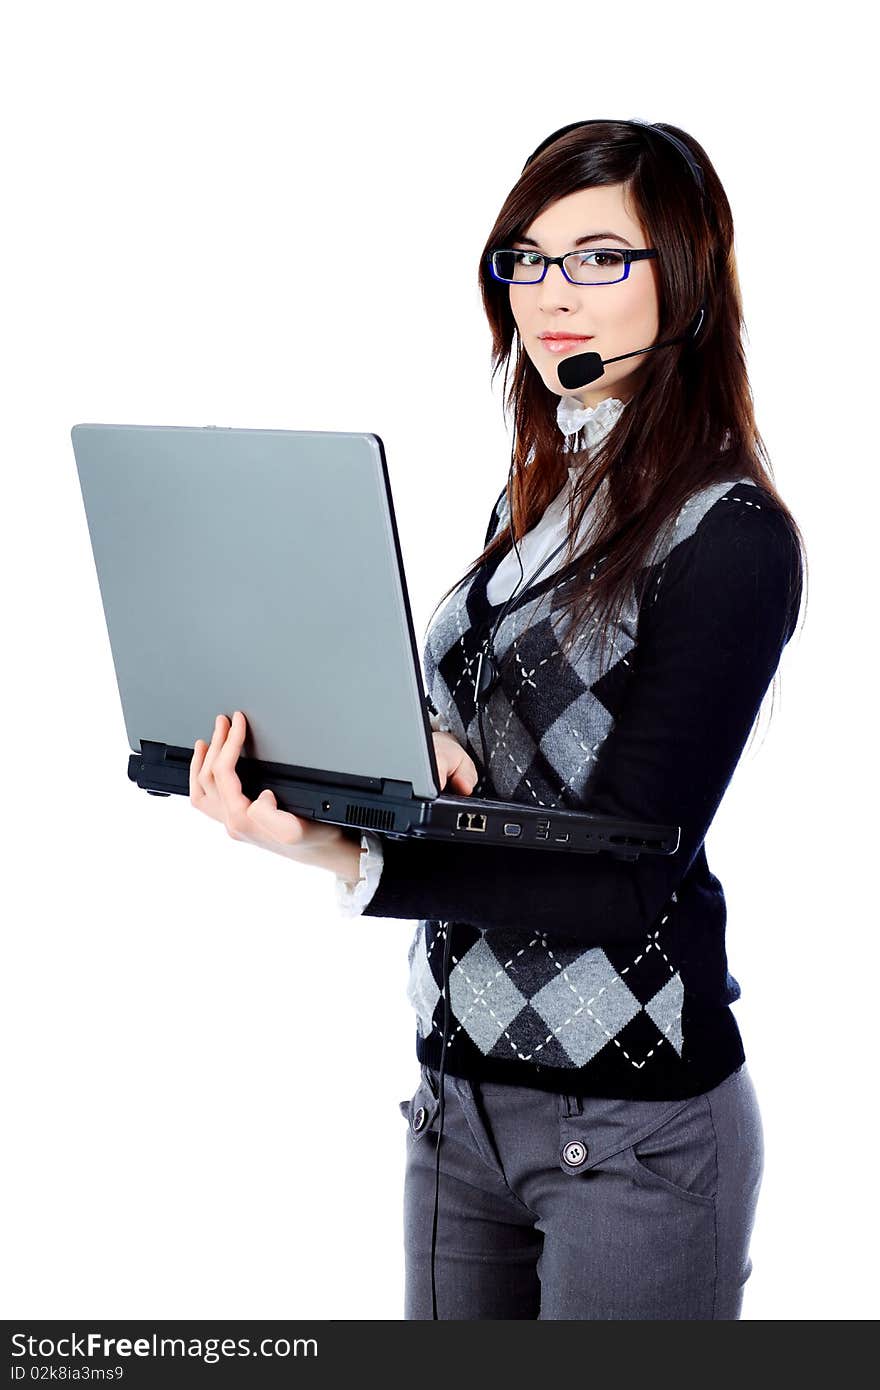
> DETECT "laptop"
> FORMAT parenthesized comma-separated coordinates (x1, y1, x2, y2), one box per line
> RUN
(69, 423, 680, 862)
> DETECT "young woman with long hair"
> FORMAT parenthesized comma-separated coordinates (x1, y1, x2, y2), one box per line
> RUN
(191, 119, 807, 1319)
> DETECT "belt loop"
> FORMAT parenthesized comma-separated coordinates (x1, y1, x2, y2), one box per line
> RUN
(563, 1093, 583, 1117)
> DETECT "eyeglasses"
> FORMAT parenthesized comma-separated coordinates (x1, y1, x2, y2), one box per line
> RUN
(488, 247, 658, 286)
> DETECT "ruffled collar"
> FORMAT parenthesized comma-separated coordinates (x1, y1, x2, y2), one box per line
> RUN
(556, 393, 627, 486)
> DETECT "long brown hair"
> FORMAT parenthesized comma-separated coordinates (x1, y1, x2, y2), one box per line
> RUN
(429, 119, 807, 739)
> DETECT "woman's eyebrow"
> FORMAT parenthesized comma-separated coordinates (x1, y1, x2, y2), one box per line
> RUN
(514, 231, 634, 248)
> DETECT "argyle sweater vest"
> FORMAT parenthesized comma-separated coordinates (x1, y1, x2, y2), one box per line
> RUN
(361, 472, 802, 1100)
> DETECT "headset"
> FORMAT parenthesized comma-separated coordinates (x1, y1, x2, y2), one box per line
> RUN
(427, 119, 709, 1320)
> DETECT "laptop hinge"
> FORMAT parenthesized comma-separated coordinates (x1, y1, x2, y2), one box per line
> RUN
(132, 741, 416, 801)
(379, 778, 415, 800)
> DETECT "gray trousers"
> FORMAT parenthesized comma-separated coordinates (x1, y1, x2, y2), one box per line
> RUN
(399, 1061, 764, 1319)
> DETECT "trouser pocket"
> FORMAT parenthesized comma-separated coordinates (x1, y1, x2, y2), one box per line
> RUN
(556, 1089, 716, 1208)
(398, 1065, 441, 1137)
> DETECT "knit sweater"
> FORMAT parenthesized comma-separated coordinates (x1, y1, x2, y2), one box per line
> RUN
(335, 397, 802, 1100)
(336, 395, 631, 912)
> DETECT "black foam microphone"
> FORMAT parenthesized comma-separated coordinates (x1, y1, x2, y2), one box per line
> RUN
(557, 307, 705, 390)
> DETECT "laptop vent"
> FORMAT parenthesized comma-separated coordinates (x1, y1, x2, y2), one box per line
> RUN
(345, 803, 397, 832)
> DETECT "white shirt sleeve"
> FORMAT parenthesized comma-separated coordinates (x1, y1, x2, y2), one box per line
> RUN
(334, 830, 385, 916)
(428, 709, 452, 734)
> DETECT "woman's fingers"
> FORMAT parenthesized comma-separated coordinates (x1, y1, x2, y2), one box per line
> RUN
(189, 737, 206, 802)
(210, 711, 255, 833)
(189, 719, 221, 808)
(452, 763, 478, 793)
(191, 713, 227, 801)
(190, 714, 306, 845)
(245, 787, 307, 845)
(190, 712, 245, 824)
(447, 744, 478, 793)
(187, 714, 352, 867)
(431, 732, 478, 794)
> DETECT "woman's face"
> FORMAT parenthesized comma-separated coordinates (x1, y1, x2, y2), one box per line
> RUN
(508, 183, 661, 410)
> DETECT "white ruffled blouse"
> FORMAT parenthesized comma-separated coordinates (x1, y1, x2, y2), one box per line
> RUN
(334, 393, 628, 914)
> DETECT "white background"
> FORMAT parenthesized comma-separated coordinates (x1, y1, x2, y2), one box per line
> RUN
(2, 0, 875, 1322)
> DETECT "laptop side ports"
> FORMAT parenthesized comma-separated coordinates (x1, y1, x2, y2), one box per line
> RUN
(456, 811, 487, 832)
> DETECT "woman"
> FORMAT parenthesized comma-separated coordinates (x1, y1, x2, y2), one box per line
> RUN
(189, 120, 807, 1319)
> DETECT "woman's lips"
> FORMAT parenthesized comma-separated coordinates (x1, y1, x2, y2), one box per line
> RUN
(540, 337, 594, 354)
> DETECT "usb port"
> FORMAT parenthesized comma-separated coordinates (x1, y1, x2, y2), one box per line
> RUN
(553, 831, 570, 843)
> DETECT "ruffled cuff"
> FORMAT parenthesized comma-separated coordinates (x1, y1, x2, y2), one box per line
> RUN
(334, 831, 385, 916)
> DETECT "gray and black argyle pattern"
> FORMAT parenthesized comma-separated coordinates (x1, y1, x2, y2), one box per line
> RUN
(360, 470, 801, 1098)
(415, 479, 751, 1093)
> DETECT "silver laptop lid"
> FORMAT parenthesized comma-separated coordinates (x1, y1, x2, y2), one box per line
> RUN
(70, 423, 441, 799)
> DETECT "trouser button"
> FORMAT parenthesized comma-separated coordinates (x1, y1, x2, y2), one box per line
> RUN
(413, 1105, 427, 1133)
(562, 1140, 588, 1167)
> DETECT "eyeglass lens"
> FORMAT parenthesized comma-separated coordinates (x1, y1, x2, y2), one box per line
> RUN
(492, 249, 626, 285)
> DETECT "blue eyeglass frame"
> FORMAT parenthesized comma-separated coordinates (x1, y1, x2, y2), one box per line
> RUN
(487, 247, 658, 286)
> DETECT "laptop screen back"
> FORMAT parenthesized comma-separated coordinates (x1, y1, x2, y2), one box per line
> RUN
(71, 423, 441, 799)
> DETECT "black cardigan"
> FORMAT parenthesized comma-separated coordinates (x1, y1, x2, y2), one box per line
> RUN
(361, 477, 802, 1099)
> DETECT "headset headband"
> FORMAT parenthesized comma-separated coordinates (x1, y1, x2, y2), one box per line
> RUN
(521, 118, 706, 202)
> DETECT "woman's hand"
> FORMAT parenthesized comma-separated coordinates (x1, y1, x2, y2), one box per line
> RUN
(189, 711, 360, 877)
(432, 730, 479, 796)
